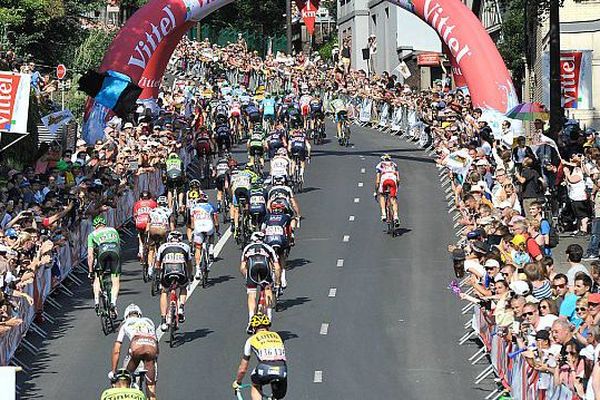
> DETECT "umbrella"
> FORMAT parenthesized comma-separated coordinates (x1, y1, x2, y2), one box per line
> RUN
(505, 102, 549, 121)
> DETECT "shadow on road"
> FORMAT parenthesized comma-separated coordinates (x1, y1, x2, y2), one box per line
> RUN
(277, 296, 311, 311)
(175, 328, 214, 347)
(286, 258, 311, 271)
(277, 330, 299, 342)
(207, 274, 234, 287)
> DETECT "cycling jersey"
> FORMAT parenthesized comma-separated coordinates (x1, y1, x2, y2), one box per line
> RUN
(156, 241, 191, 287)
(310, 99, 323, 114)
(148, 207, 171, 230)
(376, 161, 399, 196)
(165, 158, 183, 179)
(264, 213, 292, 249)
(215, 160, 230, 177)
(133, 199, 157, 231)
(299, 95, 312, 116)
(267, 131, 285, 150)
(243, 330, 286, 363)
(246, 103, 259, 116)
(100, 388, 146, 400)
(262, 98, 276, 116)
(191, 202, 216, 233)
(230, 101, 242, 117)
(116, 316, 157, 344)
(268, 185, 294, 203)
(270, 156, 290, 178)
(289, 132, 307, 158)
(249, 187, 267, 216)
(215, 104, 229, 118)
(215, 123, 230, 139)
(248, 132, 264, 150)
(88, 227, 120, 256)
(329, 98, 346, 114)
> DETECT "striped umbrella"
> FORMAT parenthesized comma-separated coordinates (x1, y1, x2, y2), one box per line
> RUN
(505, 102, 549, 121)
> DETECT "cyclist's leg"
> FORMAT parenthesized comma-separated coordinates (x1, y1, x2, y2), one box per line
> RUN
(246, 281, 257, 322)
(159, 285, 168, 326)
(177, 181, 185, 213)
(271, 377, 288, 399)
(109, 254, 121, 308)
(92, 263, 101, 308)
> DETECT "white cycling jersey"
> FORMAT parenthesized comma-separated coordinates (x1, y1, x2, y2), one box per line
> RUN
(148, 207, 171, 228)
(376, 161, 398, 183)
(270, 156, 290, 178)
(191, 202, 216, 233)
(116, 316, 157, 343)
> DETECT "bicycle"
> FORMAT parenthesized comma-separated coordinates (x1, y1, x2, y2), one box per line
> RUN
(197, 233, 217, 288)
(234, 383, 277, 400)
(255, 281, 277, 321)
(221, 191, 231, 224)
(313, 118, 325, 145)
(339, 117, 351, 147)
(290, 155, 303, 193)
(151, 264, 161, 297)
(170, 186, 180, 227)
(383, 189, 397, 237)
(95, 267, 116, 335)
(141, 235, 150, 283)
(235, 198, 252, 247)
(164, 276, 182, 348)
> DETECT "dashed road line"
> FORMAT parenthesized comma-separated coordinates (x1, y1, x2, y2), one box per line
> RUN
(328, 288, 337, 297)
(320, 323, 329, 335)
(336, 259, 344, 267)
(349, 215, 355, 221)
(314, 370, 323, 383)
(358, 182, 364, 187)
(353, 197, 360, 203)
(360, 168, 366, 174)
(342, 235, 350, 242)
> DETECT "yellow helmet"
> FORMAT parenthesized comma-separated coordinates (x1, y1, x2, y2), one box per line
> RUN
(249, 312, 271, 330)
(189, 190, 200, 200)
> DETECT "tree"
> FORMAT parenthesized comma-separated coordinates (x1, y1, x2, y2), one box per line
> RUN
(203, 0, 287, 38)
(497, 0, 526, 93)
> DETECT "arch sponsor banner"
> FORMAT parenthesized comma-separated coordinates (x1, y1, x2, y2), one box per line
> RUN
(542, 50, 593, 110)
(0, 72, 31, 134)
(390, 0, 518, 114)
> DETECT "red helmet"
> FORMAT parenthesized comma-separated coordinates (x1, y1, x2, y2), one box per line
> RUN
(270, 201, 286, 213)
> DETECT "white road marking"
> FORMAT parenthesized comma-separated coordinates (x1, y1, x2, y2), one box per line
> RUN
(360, 168, 366, 174)
(336, 259, 344, 267)
(320, 323, 329, 335)
(353, 197, 360, 203)
(342, 235, 350, 242)
(358, 182, 364, 187)
(349, 215, 355, 221)
(155, 229, 232, 342)
(328, 288, 337, 297)
(314, 370, 323, 383)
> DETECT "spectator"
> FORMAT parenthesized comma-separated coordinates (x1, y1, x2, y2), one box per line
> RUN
(566, 244, 591, 286)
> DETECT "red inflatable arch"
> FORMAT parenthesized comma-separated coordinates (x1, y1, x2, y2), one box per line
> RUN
(98, 0, 517, 115)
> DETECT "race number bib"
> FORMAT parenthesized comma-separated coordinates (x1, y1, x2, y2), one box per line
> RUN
(265, 225, 284, 236)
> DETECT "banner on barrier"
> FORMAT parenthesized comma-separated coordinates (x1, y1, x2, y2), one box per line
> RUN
(0, 72, 31, 134)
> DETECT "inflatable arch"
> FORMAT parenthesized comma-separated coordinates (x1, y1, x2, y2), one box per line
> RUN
(96, 0, 517, 116)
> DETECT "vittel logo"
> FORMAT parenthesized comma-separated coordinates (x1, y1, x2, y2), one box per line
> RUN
(138, 77, 160, 88)
(128, 5, 177, 69)
(423, 0, 472, 64)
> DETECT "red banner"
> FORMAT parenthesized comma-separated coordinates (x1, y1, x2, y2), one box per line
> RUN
(417, 52, 441, 66)
(301, 0, 317, 36)
(560, 51, 582, 109)
(0, 72, 30, 133)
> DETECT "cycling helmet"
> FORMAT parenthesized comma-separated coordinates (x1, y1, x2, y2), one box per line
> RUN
(276, 148, 288, 156)
(381, 154, 391, 161)
(249, 312, 271, 330)
(250, 231, 265, 243)
(199, 192, 209, 202)
(93, 215, 106, 228)
(188, 190, 200, 201)
(167, 231, 183, 242)
(157, 196, 168, 206)
(272, 175, 286, 186)
(216, 114, 227, 124)
(140, 190, 151, 200)
(189, 179, 201, 189)
(111, 369, 133, 385)
(270, 201, 286, 214)
(168, 153, 180, 159)
(123, 303, 142, 320)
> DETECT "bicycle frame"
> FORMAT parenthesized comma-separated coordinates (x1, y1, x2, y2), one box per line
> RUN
(167, 280, 179, 347)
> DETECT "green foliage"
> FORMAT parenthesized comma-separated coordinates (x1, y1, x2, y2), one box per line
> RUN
(317, 35, 337, 61)
(497, 0, 525, 83)
(203, 0, 287, 38)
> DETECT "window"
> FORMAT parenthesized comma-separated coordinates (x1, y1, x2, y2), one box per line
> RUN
(385, 7, 389, 18)
(372, 14, 377, 25)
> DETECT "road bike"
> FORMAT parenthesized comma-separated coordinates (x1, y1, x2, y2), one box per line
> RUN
(164, 276, 183, 348)
(150, 265, 161, 297)
(313, 118, 325, 145)
(235, 382, 278, 400)
(141, 234, 150, 283)
(383, 189, 398, 237)
(197, 233, 217, 288)
(235, 199, 252, 247)
(290, 155, 304, 193)
(169, 185, 180, 227)
(339, 116, 351, 147)
(254, 281, 277, 322)
(198, 146, 212, 189)
(221, 191, 231, 224)
(94, 266, 116, 335)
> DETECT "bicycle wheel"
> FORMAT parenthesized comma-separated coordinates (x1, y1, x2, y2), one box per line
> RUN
(142, 260, 149, 283)
(201, 248, 209, 288)
(169, 303, 177, 348)
(100, 293, 111, 335)
(386, 200, 394, 235)
(151, 272, 160, 297)
(344, 125, 351, 147)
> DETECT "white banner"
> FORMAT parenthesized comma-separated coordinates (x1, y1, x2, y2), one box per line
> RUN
(41, 109, 73, 135)
(0, 72, 31, 134)
(359, 98, 372, 123)
(0, 366, 17, 400)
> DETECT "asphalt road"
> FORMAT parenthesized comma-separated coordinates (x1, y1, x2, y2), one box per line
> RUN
(18, 122, 485, 399)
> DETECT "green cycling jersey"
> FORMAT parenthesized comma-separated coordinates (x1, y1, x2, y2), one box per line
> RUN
(165, 158, 182, 173)
(87, 226, 121, 253)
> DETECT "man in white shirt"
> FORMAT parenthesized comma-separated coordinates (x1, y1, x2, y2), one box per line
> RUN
(566, 244, 591, 286)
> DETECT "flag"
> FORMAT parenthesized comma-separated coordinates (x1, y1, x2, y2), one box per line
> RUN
(301, 0, 317, 36)
(393, 61, 411, 79)
(41, 110, 74, 135)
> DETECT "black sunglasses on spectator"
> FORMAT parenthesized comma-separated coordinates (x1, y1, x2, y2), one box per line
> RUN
(522, 311, 535, 317)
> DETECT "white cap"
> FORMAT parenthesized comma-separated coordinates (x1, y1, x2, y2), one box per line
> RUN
(484, 259, 500, 269)
(509, 280, 530, 296)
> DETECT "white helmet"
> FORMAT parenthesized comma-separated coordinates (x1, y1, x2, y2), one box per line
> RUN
(123, 303, 142, 320)
(276, 148, 287, 156)
(157, 195, 168, 206)
(167, 231, 183, 242)
(251, 231, 265, 243)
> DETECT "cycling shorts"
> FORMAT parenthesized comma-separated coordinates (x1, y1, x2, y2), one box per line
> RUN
(250, 362, 287, 398)
(290, 146, 306, 161)
(147, 227, 167, 247)
(300, 104, 310, 116)
(380, 179, 398, 197)
(215, 175, 228, 191)
(249, 112, 261, 123)
(335, 110, 347, 123)
(193, 230, 215, 245)
(161, 264, 189, 288)
(96, 246, 121, 276)
(263, 113, 275, 121)
(230, 109, 241, 118)
(246, 257, 273, 289)
(166, 174, 185, 190)
(233, 187, 250, 206)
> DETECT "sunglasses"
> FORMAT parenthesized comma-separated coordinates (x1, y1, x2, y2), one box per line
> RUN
(522, 311, 536, 317)
(576, 307, 588, 312)
(552, 283, 566, 289)
(539, 305, 548, 309)
(589, 302, 600, 307)
(568, 351, 579, 356)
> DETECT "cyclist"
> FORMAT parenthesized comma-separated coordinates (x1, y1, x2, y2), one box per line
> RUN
(133, 191, 157, 262)
(309, 94, 325, 138)
(287, 118, 311, 184)
(214, 114, 232, 156)
(146, 196, 171, 277)
(267, 175, 301, 222)
(101, 369, 146, 400)
(156, 231, 192, 330)
(375, 154, 400, 226)
(195, 125, 214, 162)
(299, 91, 313, 130)
(190, 191, 219, 279)
(261, 93, 276, 131)
(329, 95, 349, 141)
(266, 122, 288, 159)
(248, 180, 268, 230)
(232, 313, 287, 400)
(230, 165, 259, 235)
(247, 126, 267, 169)
(109, 304, 157, 400)
(214, 101, 229, 124)
(87, 215, 121, 318)
(185, 186, 201, 242)
(164, 153, 185, 214)
(214, 155, 231, 213)
(263, 201, 293, 282)
(240, 232, 281, 331)
(245, 100, 261, 131)
(270, 148, 291, 181)
(230, 97, 243, 138)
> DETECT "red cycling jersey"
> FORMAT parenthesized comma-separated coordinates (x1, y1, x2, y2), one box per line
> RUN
(133, 199, 158, 230)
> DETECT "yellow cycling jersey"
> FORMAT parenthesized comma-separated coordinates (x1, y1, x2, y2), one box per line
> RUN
(100, 388, 146, 400)
(243, 330, 286, 363)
